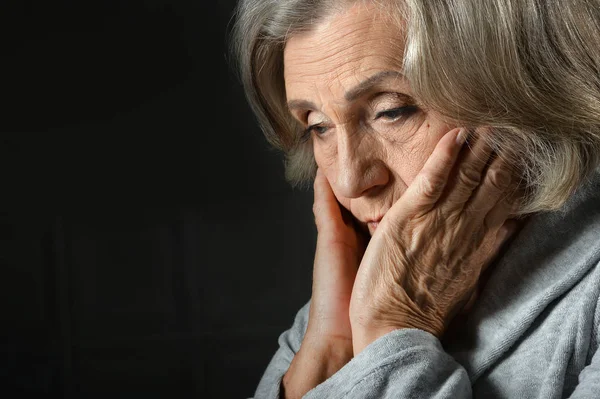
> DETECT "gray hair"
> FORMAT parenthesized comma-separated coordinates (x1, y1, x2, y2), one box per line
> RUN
(231, 0, 600, 215)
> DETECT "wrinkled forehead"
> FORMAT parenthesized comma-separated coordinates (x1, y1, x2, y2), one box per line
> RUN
(283, 2, 406, 102)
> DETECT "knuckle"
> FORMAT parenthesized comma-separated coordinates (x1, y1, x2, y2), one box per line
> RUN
(445, 210, 461, 226)
(418, 175, 444, 199)
(439, 147, 455, 163)
(436, 149, 456, 170)
(312, 203, 326, 230)
(312, 202, 320, 216)
(487, 168, 512, 190)
(457, 166, 481, 191)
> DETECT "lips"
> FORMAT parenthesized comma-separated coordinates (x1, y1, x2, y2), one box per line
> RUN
(365, 215, 384, 224)
(367, 221, 379, 234)
(365, 216, 384, 235)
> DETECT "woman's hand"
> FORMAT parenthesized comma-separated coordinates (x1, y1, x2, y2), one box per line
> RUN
(306, 168, 369, 344)
(281, 168, 368, 398)
(349, 127, 523, 355)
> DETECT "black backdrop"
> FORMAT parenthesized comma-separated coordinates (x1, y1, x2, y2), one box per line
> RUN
(2, 1, 315, 398)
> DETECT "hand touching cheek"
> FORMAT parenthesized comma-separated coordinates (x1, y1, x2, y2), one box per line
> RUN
(349, 127, 523, 355)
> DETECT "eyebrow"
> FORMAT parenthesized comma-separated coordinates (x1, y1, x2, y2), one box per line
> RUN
(345, 70, 405, 102)
(286, 70, 405, 111)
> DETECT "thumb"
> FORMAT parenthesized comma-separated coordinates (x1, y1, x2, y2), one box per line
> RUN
(313, 168, 343, 233)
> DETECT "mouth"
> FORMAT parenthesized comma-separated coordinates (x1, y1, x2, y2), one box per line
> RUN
(365, 216, 383, 235)
(367, 221, 379, 235)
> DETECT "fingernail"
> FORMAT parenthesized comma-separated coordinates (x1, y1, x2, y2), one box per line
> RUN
(456, 128, 468, 146)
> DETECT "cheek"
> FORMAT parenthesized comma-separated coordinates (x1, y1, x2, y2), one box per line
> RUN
(388, 114, 455, 185)
(311, 112, 455, 208)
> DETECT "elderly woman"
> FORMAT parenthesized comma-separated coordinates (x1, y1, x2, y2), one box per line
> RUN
(232, 0, 600, 397)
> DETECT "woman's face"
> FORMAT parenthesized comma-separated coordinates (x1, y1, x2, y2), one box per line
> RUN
(284, 3, 455, 235)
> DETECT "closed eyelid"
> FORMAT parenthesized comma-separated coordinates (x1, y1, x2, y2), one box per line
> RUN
(375, 106, 417, 119)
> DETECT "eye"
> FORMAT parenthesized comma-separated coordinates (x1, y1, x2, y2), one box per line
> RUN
(375, 105, 419, 121)
(300, 124, 329, 142)
(309, 124, 329, 135)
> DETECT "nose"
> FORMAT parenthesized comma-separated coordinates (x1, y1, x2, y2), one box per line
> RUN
(333, 128, 389, 198)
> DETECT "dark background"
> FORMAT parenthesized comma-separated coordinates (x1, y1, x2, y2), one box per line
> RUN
(2, 1, 315, 398)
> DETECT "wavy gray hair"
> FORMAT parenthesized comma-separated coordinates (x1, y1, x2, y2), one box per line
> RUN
(231, 0, 600, 215)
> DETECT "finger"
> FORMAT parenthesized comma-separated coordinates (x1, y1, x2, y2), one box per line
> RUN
(313, 168, 343, 232)
(490, 219, 521, 260)
(439, 127, 496, 210)
(484, 179, 524, 230)
(387, 128, 467, 220)
(496, 219, 520, 243)
(463, 155, 515, 226)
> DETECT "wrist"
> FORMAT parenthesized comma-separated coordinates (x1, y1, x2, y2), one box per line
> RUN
(351, 314, 444, 355)
(282, 335, 353, 399)
(298, 332, 354, 377)
(351, 324, 399, 355)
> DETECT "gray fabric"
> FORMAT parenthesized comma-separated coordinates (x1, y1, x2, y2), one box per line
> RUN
(251, 167, 600, 398)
